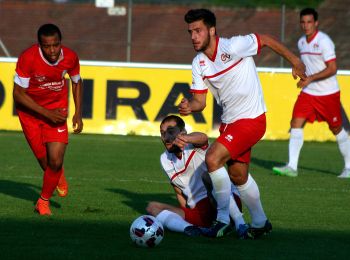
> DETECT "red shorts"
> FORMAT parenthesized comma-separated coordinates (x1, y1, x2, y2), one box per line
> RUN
(217, 113, 266, 163)
(293, 91, 342, 128)
(17, 110, 68, 159)
(182, 197, 216, 228)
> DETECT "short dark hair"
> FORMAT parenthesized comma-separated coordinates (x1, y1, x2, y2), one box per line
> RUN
(37, 24, 62, 43)
(184, 9, 216, 28)
(300, 8, 318, 21)
(160, 115, 186, 132)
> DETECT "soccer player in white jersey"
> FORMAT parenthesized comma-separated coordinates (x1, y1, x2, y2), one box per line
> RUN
(179, 9, 306, 238)
(273, 8, 350, 178)
(146, 115, 250, 239)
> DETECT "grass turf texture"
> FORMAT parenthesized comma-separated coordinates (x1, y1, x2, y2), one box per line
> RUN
(0, 131, 349, 259)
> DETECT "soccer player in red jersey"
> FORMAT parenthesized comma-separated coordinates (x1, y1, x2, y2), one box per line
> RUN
(13, 24, 83, 215)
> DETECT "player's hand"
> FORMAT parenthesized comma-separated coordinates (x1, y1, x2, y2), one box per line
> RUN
(178, 98, 192, 116)
(173, 134, 188, 150)
(72, 113, 83, 133)
(292, 59, 306, 80)
(45, 108, 68, 124)
(297, 76, 312, 88)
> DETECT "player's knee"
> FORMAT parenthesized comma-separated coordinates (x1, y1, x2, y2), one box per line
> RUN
(330, 125, 342, 135)
(47, 158, 63, 172)
(205, 152, 223, 172)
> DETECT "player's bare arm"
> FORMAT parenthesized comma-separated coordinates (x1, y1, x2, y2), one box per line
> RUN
(259, 34, 306, 80)
(175, 132, 208, 149)
(178, 92, 207, 116)
(173, 185, 187, 208)
(297, 60, 337, 88)
(13, 83, 67, 124)
(71, 79, 83, 133)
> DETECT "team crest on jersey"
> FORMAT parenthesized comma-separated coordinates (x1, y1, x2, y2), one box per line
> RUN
(313, 43, 319, 50)
(34, 75, 46, 82)
(221, 53, 232, 63)
(199, 60, 205, 66)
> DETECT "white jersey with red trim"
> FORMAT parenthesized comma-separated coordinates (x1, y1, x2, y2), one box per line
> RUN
(191, 34, 267, 124)
(298, 31, 339, 96)
(160, 144, 208, 209)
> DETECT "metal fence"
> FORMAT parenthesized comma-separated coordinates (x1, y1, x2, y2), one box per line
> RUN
(0, 0, 349, 68)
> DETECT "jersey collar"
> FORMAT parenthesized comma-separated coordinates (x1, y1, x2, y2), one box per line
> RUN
(306, 30, 319, 44)
(207, 36, 219, 62)
(38, 46, 64, 66)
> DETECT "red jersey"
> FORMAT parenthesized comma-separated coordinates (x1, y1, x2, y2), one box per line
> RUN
(15, 44, 80, 110)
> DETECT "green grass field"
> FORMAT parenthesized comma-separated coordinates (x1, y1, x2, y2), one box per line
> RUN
(0, 131, 349, 259)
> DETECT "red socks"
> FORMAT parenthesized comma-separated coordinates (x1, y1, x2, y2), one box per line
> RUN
(40, 167, 63, 200)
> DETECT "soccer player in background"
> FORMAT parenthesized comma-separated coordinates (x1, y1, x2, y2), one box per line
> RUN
(13, 24, 83, 215)
(146, 115, 251, 239)
(179, 9, 306, 238)
(272, 8, 350, 178)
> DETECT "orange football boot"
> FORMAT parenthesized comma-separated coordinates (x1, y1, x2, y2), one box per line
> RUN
(35, 197, 52, 216)
(56, 172, 68, 197)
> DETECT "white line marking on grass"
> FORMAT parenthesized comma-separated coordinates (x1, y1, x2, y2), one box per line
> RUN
(1, 175, 168, 184)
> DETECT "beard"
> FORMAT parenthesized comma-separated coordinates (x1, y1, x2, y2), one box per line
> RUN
(168, 145, 182, 154)
(195, 32, 211, 52)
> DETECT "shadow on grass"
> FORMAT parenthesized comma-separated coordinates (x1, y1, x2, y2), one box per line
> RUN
(251, 157, 337, 176)
(106, 188, 178, 214)
(0, 218, 349, 259)
(0, 180, 61, 208)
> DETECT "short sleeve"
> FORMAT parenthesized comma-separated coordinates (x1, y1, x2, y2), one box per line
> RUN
(68, 53, 80, 83)
(228, 33, 260, 58)
(14, 53, 32, 88)
(320, 36, 336, 62)
(190, 57, 208, 94)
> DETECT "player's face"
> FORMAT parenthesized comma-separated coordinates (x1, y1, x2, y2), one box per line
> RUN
(188, 20, 212, 52)
(300, 14, 318, 38)
(160, 120, 177, 152)
(39, 34, 62, 64)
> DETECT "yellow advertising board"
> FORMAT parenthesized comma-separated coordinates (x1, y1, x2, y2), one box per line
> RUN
(1, 58, 350, 141)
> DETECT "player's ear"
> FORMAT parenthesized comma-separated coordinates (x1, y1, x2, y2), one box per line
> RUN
(209, 27, 216, 36)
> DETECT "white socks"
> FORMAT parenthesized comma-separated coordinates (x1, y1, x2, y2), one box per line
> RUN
(288, 128, 304, 170)
(156, 210, 190, 233)
(237, 174, 267, 228)
(229, 196, 245, 229)
(336, 128, 350, 169)
(209, 167, 231, 224)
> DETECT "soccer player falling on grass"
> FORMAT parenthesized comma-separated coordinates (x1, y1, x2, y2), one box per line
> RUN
(13, 24, 83, 215)
(273, 8, 350, 178)
(147, 115, 250, 239)
(179, 9, 306, 238)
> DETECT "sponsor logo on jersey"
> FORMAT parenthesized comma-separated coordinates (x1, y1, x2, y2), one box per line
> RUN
(58, 128, 66, 133)
(221, 53, 232, 63)
(333, 117, 338, 122)
(225, 134, 233, 142)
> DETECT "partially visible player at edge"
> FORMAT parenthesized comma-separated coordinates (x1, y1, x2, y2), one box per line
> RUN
(273, 8, 350, 178)
(13, 24, 83, 215)
(179, 9, 306, 238)
(147, 115, 250, 239)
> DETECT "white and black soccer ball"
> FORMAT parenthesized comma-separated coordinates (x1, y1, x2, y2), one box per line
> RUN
(130, 215, 164, 248)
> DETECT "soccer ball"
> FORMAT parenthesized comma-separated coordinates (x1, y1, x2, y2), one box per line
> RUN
(129, 215, 164, 248)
